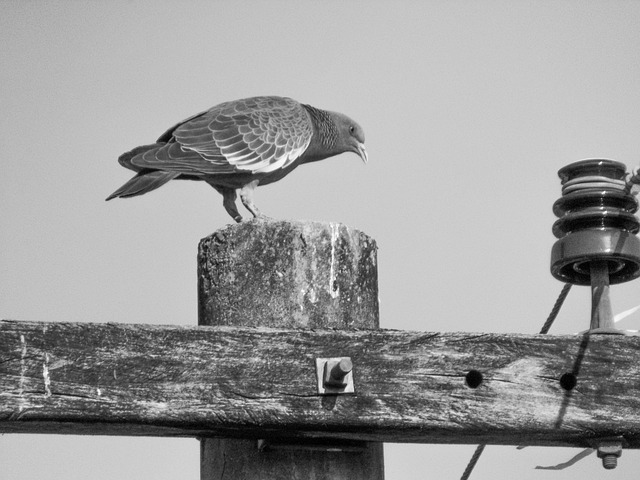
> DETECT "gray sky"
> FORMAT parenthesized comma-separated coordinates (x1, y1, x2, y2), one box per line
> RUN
(3, 1, 640, 478)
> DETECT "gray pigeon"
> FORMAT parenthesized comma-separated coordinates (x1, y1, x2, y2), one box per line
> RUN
(106, 96, 367, 222)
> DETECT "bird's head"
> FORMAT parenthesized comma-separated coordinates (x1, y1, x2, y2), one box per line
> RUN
(331, 112, 368, 164)
(302, 104, 368, 164)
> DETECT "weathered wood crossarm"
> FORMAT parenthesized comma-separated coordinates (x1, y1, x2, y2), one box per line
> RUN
(2, 319, 640, 448)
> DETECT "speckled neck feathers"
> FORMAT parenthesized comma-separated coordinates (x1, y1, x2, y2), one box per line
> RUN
(302, 104, 338, 149)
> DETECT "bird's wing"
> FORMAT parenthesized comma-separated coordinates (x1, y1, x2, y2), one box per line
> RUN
(128, 97, 313, 176)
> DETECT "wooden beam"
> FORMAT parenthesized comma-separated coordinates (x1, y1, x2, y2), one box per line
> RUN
(2, 320, 640, 448)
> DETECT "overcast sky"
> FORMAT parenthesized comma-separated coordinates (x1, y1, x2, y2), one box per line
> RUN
(3, 2, 640, 479)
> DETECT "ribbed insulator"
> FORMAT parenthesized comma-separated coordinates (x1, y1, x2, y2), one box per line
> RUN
(550, 159, 640, 285)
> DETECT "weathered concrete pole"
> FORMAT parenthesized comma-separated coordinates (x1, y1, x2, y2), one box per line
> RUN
(198, 219, 384, 480)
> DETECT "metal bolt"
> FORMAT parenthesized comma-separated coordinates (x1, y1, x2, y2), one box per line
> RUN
(602, 455, 618, 470)
(597, 440, 622, 470)
(325, 358, 353, 387)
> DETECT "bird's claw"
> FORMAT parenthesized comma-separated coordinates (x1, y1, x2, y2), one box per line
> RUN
(231, 213, 273, 223)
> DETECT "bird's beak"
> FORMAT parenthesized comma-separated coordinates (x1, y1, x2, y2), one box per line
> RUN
(355, 142, 368, 164)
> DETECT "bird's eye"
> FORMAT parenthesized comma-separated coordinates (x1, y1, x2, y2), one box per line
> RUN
(349, 126, 355, 134)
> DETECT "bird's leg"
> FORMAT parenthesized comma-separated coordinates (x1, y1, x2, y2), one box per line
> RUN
(211, 185, 243, 223)
(239, 180, 269, 220)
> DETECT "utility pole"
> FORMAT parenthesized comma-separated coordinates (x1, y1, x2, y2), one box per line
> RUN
(197, 219, 385, 480)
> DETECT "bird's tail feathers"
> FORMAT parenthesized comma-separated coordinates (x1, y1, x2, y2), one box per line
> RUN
(118, 143, 164, 169)
(105, 170, 180, 200)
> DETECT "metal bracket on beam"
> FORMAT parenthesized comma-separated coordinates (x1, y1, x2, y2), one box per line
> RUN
(315, 357, 354, 395)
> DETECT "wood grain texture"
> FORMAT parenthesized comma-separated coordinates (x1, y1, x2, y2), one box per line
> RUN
(201, 439, 384, 480)
(198, 220, 379, 328)
(2, 320, 640, 448)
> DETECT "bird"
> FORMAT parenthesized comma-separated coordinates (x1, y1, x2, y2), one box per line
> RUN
(106, 96, 367, 222)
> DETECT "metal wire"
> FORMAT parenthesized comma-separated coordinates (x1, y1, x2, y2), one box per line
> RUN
(625, 166, 640, 194)
(458, 282, 572, 479)
(460, 444, 486, 480)
(539, 283, 572, 334)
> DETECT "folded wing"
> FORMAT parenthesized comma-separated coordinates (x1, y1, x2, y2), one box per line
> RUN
(124, 96, 314, 177)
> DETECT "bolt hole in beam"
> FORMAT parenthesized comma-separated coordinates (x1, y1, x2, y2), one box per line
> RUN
(560, 372, 578, 391)
(465, 370, 483, 389)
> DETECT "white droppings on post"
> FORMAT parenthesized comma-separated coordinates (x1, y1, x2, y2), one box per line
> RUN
(308, 286, 317, 303)
(43, 352, 52, 397)
(329, 223, 340, 298)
